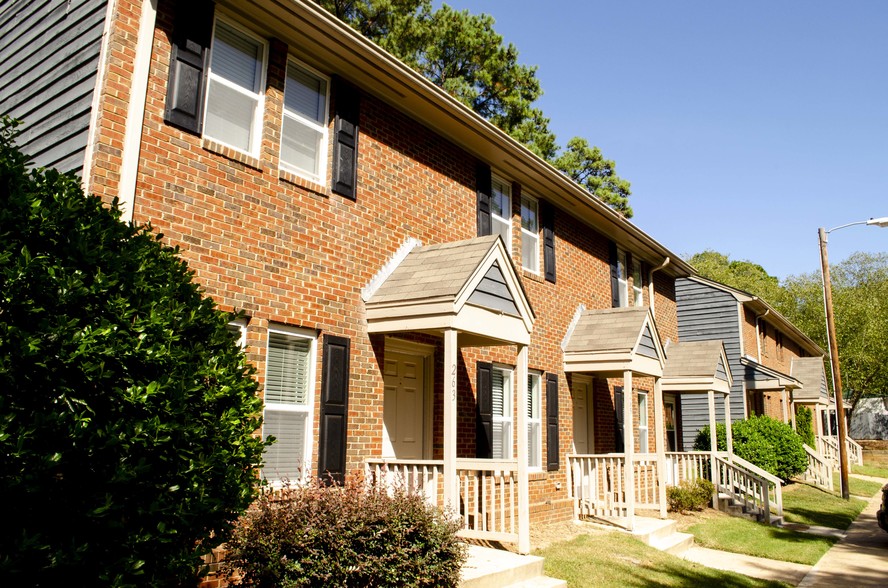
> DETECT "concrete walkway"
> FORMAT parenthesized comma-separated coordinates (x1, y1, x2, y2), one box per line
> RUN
(797, 490, 888, 588)
(683, 546, 812, 585)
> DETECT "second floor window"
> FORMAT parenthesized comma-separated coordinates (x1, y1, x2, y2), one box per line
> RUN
(491, 176, 512, 249)
(205, 19, 267, 156)
(281, 61, 329, 183)
(617, 250, 629, 306)
(632, 259, 644, 307)
(521, 195, 539, 273)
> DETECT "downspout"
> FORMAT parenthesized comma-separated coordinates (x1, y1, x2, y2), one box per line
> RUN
(647, 257, 670, 318)
(755, 308, 770, 363)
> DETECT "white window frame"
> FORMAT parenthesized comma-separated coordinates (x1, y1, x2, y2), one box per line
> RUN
(491, 175, 512, 250)
(279, 57, 330, 184)
(638, 391, 649, 453)
(617, 249, 629, 307)
(492, 365, 513, 460)
(204, 16, 268, 157)
(527, 371, 542, 470)
(632, 259, 644, 307)
(227, 318, 247, 349)
(261, 324, 317, 485)
(520, 194, 539, 273)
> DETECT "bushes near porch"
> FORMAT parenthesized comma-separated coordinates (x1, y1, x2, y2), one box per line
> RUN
(222, 478, 466, 587)
(667, 478, 715, 513)
(795, 407, 816, 447)
(694, 415, 807, 481)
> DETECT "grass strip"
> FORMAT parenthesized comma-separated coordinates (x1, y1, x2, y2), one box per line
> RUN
(834, 473, 884, 497)
(687, 516, 835, 565)
(536, 532, 790, 588)
(852, 464, 888, 479)
(783, 482, 867, 529)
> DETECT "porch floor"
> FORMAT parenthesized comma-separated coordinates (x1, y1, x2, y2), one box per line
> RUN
(460, 544, 566, 588)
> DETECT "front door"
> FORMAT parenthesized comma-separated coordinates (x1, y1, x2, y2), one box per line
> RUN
(572, 379, 593, 454)
(664, 397, 677, 452)
(383, 350, 424, 459)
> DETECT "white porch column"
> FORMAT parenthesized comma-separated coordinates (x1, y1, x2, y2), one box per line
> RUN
(623, 370, 635, 531)
(516, 344, 530, 554)
(815, 406, 823, 437)
(442, 329, 458, 513)
(724, 393, 734, 458)
(781, 390, 789, 423)
(653, 377, 667, 518)
(708, 390, 718, 505)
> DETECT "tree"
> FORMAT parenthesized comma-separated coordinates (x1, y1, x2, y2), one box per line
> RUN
(316, 0, 633, 216)
(0, 119, 268, 586)
(687, 250, 789, 309)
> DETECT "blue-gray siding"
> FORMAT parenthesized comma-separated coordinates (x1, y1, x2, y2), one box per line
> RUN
(467, 261, 520, 317)
(675, 278, 746, 449)
(636, 324, 659, 359)
(0, 0, 108, 174)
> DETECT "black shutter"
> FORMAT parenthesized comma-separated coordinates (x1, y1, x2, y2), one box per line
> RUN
(476, 162, 492, 237)
(609, 241, 620, 308)
(332, 77, 360, 200)
(546, 373, 560, 471)
(541, 201, 556, 283)
(318, 335, 350, 484)
(163, 0, 215, 134)
(476, 362, 493, 459)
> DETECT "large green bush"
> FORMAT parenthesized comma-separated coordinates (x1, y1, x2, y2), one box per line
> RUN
(796, 406, 815, 447)
(0, 118, 268, 586)
(694, 415, 806, 481)
(223, 479, 467, 587)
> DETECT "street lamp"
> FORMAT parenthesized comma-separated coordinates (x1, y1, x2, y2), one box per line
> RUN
(818, 216, 888, 500)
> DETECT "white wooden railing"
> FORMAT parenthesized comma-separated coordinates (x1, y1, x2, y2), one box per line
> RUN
(818, 435, 864, 467)
(802, 444, 834, 491)
(846, 437, 864, 466)
(567, 453, 665, 520)
(715, 455, 783, 524)
(364, 458, 443, 507)
(455, 458, 519, 544)
(664, 451, 711, 486)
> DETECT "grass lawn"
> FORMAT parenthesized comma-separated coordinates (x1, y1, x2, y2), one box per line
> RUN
(684, 514, 835, 565)
(835, 473, 884, 497)
(852, 464, 888, 479)
(782, 482, 867, 529)
(536, 532, 790, 588)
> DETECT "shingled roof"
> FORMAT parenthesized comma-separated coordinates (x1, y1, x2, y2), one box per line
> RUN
(791, 357, 829, 403)
(661, 340, 732, 394)
(563, 307, 665, 377)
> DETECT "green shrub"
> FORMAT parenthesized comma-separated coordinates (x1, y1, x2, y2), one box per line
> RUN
(0, 118, 268, 586)
(694, 415, 806, 481)
(223, 478, 467, 587)
(796, 406, 816, 447)
(667, 478, 715, 513)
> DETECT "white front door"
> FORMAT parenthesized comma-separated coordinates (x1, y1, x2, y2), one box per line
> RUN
(572, 379, 593, 454)
(383, 350, 425, 459)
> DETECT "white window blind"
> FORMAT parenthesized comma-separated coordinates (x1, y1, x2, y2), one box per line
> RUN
(491, 367, 513, 460)
(638, 391, 649, 453)
(527, 373, 541, 469)
(280, 61, 329, 183)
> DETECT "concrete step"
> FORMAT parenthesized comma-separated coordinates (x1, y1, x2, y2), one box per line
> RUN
(460, 545, 545, 588)
(650, 531, 695, 557)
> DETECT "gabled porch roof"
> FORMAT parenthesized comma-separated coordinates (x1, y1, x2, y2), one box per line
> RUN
(790, 357, 830, 404)
(661, 340, 732, 395)
(365, 235, 535, 346)
(563, 307, 665, 377)
(741, 356, 800, 391)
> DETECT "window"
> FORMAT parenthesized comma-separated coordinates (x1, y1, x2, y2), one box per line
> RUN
(637, 391, 649, 453)
(617, 250, 629, 306)
(760, 322, 768, 357)
(527, 372, 542, 469)
(227, 319, 247, 348)
(204, 18, 267, 156)
(632, 259, 644, 307)
(521, 195, 539, 272)
(614, 387, 624, 452)
(492, 366, 513, 459)
(776, 332, 784, 361)
(262, 326, 316, 484)
(280, 60, 329, 183)
(491, 175, 512, 248)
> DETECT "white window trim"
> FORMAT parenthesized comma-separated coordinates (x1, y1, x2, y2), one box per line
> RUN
(520, 194, 540, 273)
(227, 318, 247, 349)
(632, 259, 644, 307)
(279, 57, 330, 184)
(261, 324, 317, 485)
(638, 391, 649, 454)
(491, 174, 512, 250)
(204, 15, 268, 158)
(492, 364, 513, 460)
(527, 371, 542, 470)
(617, 250, 629, 307)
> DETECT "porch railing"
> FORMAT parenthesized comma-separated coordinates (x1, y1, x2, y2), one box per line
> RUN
(664, 451, 711, 486)
(714, 455, 783, 524)
(818, 435, 864, 467)
(364, 458, 443, 507)
(455, 458, 519, 544)
(802, 444, 834, 491)
(567, 453, 665, 520)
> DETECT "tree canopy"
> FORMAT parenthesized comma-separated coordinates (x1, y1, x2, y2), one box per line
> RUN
(317, 0, 633, 216)
(0, 119, 268, 585)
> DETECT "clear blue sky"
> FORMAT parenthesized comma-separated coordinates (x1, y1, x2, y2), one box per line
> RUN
(439, 1, 888, 280)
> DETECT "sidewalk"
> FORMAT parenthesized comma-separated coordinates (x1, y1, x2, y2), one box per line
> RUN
(683, 546, 811, 585)
(797, 489, 888, 587)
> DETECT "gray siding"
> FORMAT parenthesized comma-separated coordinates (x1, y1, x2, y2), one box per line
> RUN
(675, 278, 746, 449)
(0, 0, 108, 174)
(636, 324, 659, 359)
(467, 261, 520, 317)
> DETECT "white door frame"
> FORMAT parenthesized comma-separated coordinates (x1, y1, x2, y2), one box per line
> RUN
(571, 374, 594, 454)
(385, 337, 435, 459)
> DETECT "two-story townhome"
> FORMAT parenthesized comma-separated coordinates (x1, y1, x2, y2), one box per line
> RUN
(4, 0, 778, 554)
(675, 276, 828, 449)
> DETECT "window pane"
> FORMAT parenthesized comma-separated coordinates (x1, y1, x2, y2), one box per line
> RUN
(522, 233, 538, 272)
(281, 115, 323, 178)
(528, 422, 541, 467)
(265, 332, 311, 404)
(212, 21, 262, 91)
(262, 409, 307, 482)
(493, 217, 510, 246)
(285, 64, 326, 124)
(205, 79, 256, 151)
(521, 197, 537, 232)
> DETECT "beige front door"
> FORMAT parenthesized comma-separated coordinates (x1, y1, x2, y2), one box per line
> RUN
(383, 350, 425, 459)
(572, 379, 593, 454)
